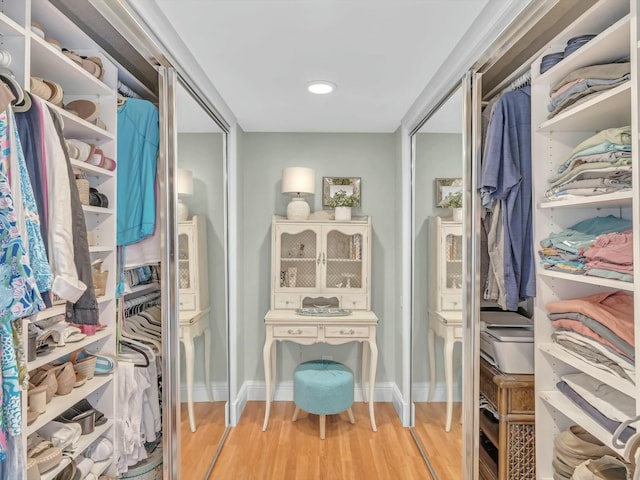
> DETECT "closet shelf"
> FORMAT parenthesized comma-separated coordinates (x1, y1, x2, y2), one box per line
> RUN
(89, 246, 114, 254)
(124, 281, 160, 295)
(34, 304, 66, 321)
(538, 342, 635, 397)
(30, 35, 111, 97)
(28, 326, 114, 372)
(39, 420, 113, 480)
(48, 103, 115, 143)
(539, 390, 626, 457)
(82, 205, 115, 215)
(537, 269, 634, 291)
(537, 82, 631, 132)
(71, 159, 115, 178)
(538, 14, 630, 85)
(26, 374, 113, 435)
(0, 12, 25, 37)
(538, 191, 632, 209)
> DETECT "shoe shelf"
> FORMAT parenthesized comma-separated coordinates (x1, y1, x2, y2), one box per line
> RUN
(26, 374, 112, 435)
(82, 205, 115, 215)
(39, 420, 113, 480)
(71, 159, 116, 178)
(48, 103, 115, 143)
(29, 326, 114, 371)
(0, 11, 25, 37)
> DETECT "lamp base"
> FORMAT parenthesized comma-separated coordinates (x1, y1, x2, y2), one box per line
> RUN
(287, 197, 310, 220)
(177, 200, 189, 221)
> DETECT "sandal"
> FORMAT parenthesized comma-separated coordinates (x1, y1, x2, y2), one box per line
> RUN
(37, 420, 81, 451)
(27, 433, 63, 474)
(39, 363, 76, 396)
(30, 368, 58, 403)
(52, 459, 76, 480)
(57, 398, 107, 427)
(45, 323, 86, 347)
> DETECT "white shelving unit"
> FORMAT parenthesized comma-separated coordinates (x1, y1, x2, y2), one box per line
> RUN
(531, 0, 638, 477)
(6, 0, 120, 477)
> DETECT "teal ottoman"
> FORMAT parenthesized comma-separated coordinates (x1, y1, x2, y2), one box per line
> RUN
(292, 359, 355, 439)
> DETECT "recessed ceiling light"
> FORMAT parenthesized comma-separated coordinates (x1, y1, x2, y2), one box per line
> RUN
(306, 81, 336, 95)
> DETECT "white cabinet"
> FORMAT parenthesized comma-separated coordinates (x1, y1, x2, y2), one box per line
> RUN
(270, 216, 371, 310)
(428, 216, 463, 312)
(179, 215, 209, 312)
(530, 0, 638, 476)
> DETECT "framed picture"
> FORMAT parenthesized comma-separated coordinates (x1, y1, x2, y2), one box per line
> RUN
(322, 177, 361, 207)
(435, 178, 462, 206)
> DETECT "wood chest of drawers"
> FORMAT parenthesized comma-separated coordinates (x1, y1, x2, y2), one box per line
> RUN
(479, 357, 535, 480)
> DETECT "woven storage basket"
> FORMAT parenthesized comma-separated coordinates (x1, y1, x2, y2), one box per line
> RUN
(69, 349, 97, 380)
(93, 270, 108, 297)
(75, 171, 90, 205)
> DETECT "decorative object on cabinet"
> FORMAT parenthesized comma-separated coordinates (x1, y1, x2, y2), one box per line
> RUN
(270, 216, 371, 310)
(322, 176, 361, 207)
(282, 166, 316, 220)
(439, 190, 463, 221)
(327, 189, 359, 221)
(435, 178, 462, 207)
(292, 359, 356, 440)
(177, 167, 193, 221)
(178, 215, 210, 311)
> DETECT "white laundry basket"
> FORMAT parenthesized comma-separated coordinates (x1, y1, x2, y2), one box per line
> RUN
(120, 447, 163, 480)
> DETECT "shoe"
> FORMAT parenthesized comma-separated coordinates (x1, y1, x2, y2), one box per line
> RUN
(30, 368, 58, 403)
(37, 421, 81, 451)
(52, 459, 76, 480)
(57, 398, 107, 427)
(27, 383, 47, 424)
(26, 457, 40, 480)
(27, 433, 63, 474)
(85, 437, 113, 462)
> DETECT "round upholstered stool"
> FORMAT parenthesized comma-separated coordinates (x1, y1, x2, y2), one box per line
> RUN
(292, 359, 355, 439)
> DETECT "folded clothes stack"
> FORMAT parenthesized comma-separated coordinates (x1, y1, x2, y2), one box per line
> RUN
(540, 51, 564, 74)
(547, 62, 630, 118)
(544, 126, 632, 201)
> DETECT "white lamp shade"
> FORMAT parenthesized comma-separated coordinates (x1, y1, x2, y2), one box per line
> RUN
(281, 167, 315, 196)
(177, 168, 193, 197)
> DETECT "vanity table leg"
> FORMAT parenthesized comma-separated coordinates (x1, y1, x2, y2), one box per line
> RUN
(361, 341, 369, 403)
(271, 341, 277, 400)
(444, 336, 454, 432)
(368, 339, 378, 432)
(204, 324, 214, 402)
(427, 326, 436, 402)
(262, 339, 273, 431)
(183, 331, 196, 432)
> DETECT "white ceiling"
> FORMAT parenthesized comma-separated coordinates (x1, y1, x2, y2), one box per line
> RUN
(151, 0, 490, 133)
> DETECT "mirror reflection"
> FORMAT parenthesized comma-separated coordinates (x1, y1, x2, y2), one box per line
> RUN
(175, 81, 228, 479)
(412, 86, 464, 479)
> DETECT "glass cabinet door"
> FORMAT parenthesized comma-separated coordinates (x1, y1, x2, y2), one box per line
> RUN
(323, 226, 366, 292)
(276, 227, 319, 291)
(443, 229, 463, 293)
(178, 229, 193, 291)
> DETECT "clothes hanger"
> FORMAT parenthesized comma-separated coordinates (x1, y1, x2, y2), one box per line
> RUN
(120, 326, 161, 353)
(120, 339, 150, 367)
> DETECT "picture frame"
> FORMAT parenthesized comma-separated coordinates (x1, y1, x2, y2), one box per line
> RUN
(435, 178, 463, 207)
(322, 177, 361, 207)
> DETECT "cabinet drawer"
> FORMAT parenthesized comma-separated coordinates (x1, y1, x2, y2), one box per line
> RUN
(274, 294, 300, 309)
(273, 326, 318, 338)
(179, 294, 196, 310)
(325, 326, 370, 338)
(441, 295, 462, 310)
(340, 295, 367, 310)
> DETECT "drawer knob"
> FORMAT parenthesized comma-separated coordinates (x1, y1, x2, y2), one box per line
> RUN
(340, 329, 355, 335)
(287, 328, 302, 334)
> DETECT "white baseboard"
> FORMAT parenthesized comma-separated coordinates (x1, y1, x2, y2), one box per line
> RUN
(412, 381, 461, 403)
(180, 381, 228, 403)
(391, 383, 411, 426)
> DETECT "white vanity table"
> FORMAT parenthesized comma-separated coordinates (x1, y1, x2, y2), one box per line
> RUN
(262, 309, 378, 432)
(178, 215, 212, 432)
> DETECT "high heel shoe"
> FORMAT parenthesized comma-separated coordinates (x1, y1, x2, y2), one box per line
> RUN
(30, 368, 58, 403)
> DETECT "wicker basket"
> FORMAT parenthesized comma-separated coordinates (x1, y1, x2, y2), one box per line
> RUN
(92, 270, 108, 297)
(69, 349, 97, 380)
(75, 171, 90, 205)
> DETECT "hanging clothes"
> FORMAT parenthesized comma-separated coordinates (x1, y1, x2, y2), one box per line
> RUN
(116, 98, 159, 246)
(479, 86, 535, 311)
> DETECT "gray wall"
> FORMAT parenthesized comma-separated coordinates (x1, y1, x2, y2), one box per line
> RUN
(177, 132, 227, 392)
(413, 132, 462, 387)
(240, 132, 400, 391)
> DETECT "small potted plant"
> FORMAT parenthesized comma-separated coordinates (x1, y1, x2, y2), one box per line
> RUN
(440, 190, 463, 221)
(328, 189, 359, 221)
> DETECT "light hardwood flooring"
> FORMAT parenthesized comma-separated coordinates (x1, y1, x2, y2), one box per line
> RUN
(413, 402, 463, 480)
(208, 401, 432, 480)
(180, 402, 227, 480)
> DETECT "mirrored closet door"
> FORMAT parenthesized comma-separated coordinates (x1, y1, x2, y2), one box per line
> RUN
(411, 85, 465, 480)
(174, 79, 229, 479)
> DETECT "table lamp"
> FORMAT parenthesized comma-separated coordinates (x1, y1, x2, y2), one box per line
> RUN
(177, 168, 193, 221)
(281, 167, 315, 220)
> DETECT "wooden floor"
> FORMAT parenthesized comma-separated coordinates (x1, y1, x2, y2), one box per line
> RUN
(209, 401, 432, 480)
(414, 402, 463, 480)
(180, 402, 227, 480)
